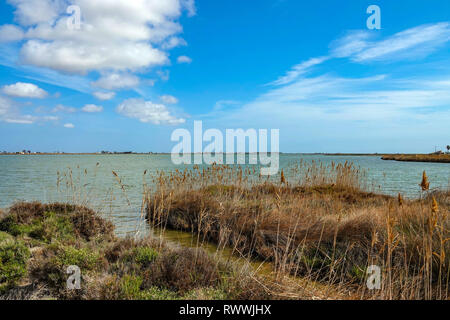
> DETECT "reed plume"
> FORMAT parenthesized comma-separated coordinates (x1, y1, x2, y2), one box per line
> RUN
(420, 170, 430, 191)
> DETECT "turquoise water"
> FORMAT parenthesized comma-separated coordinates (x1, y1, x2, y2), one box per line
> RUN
(0, 154, 448, 236)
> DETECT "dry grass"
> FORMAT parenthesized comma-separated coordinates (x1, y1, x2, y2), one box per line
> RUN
(382, 154, 450, 163)
(145, 162, 450, 300)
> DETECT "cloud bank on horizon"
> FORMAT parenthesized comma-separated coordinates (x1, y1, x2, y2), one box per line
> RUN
(0, 0, 449, 153)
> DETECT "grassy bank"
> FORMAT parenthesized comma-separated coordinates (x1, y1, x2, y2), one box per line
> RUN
(146, 162, 449, 299)
(381, 154, 450, 163)
(0, 202, 274, 300)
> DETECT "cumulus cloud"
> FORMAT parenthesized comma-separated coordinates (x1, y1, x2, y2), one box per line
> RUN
(177, 55, 192, 64)
(181, 0, 196, 17)
(161, 36, 187, 50)
(82, 104, 103, 113)
(20, 40, 168, 74)
(160, 95, 178, 104)
(156, 70, 170, 81)
(1, 0, 195, 74)
(92, 73, 140, 90)
(64, 123, 75, 128)
(2, 82, 48, 98)
(116, 98, 185, 125)
(7, 0, 64, 26)
(0, 24, 24, 42)
(93, 91, 116, 101)
(52, 104, 77, 113)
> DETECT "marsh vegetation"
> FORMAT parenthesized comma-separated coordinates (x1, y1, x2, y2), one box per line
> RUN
(0, 161, 448, 300)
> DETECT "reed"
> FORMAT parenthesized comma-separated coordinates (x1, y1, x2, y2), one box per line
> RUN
(145, 161, 449, 300)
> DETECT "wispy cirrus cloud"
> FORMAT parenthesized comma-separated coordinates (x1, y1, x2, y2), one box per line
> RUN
(270, 56, 330, 86)
(0, 94, 58, 124)
(271, 22, 450, 88)
(205, 22, 450, 152)
(331, 22, 450, 62)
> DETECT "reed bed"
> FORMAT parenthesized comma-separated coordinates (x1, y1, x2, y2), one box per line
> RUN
(145, 161, 449, 300)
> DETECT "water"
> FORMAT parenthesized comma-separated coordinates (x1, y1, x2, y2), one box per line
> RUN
(0, 154, 448, 236)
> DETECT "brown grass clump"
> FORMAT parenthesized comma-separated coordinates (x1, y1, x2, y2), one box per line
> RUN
(420, 171, 430, 191)
(431, 197, 439, 214)
(398, 193, 403, 207)
(145, 162, 450, 300)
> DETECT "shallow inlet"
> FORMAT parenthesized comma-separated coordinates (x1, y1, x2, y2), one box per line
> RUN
(151, 227, 274, 276)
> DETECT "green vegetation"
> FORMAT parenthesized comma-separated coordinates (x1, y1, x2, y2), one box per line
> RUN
(0, 239, 30, 291)
(0, 202, 270, 300)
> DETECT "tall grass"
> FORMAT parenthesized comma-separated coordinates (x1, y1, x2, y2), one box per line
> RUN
(145, 161, 449, 300)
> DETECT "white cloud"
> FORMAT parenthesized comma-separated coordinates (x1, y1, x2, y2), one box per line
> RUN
(116, 98, 185, 125)
(331, 22, 450, 62)
(181, 0, 196, 17)
(93, 91, 116, 101)
(7, 0, 64, 26)
(0, 95, 13, 117)
(2, 82, 48, 98)
(0, 94, 57, 124)
(177, 55, 192, 64)
(42, 115, 58, 121)
(160, 95, 178, 104)
(218, 72, 450, 130)
(0, 24, 24, 42)
(161, 37, 187, 50)
(270, 56, 329, 86)
(20, 40, 168, 74)
(92, 73, 139, 90)
(157, 70, 170, 81)
(4, 116, 35, 124)
(212, 100, 240, 111)
(2, 0, 195, 74)
(82, 104, 103, 113)
(52, 104, 76, 113)
(64, 123, 75, 128)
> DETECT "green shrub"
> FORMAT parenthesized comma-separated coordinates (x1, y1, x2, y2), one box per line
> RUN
(119, 275, 179, 300)
(0, 211, 75, 244)
(0, 240, 30, 287)
(133, 247, 158, 267)
(0, 231, 13, 243)
(55, 246, 100, 271)
(119, 275, 143, 299)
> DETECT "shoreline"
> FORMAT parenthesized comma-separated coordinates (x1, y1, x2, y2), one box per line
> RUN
(381, 154, 450, 163)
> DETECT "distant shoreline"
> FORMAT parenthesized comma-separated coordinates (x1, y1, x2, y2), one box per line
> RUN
(0, 152, 383, 156)
(1, 153, 449, 164)
(381, 154, 450, 164)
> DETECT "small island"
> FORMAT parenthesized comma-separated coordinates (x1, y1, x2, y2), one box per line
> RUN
(382, 153, 450, 163)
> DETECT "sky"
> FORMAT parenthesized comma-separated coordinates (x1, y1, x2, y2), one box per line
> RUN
(0, 0, 449, 153)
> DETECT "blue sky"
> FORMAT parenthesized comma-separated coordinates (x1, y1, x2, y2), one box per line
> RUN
(0, 0, 449, 153)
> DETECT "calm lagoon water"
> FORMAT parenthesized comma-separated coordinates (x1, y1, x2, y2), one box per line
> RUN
(0, 154, 448, 236)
